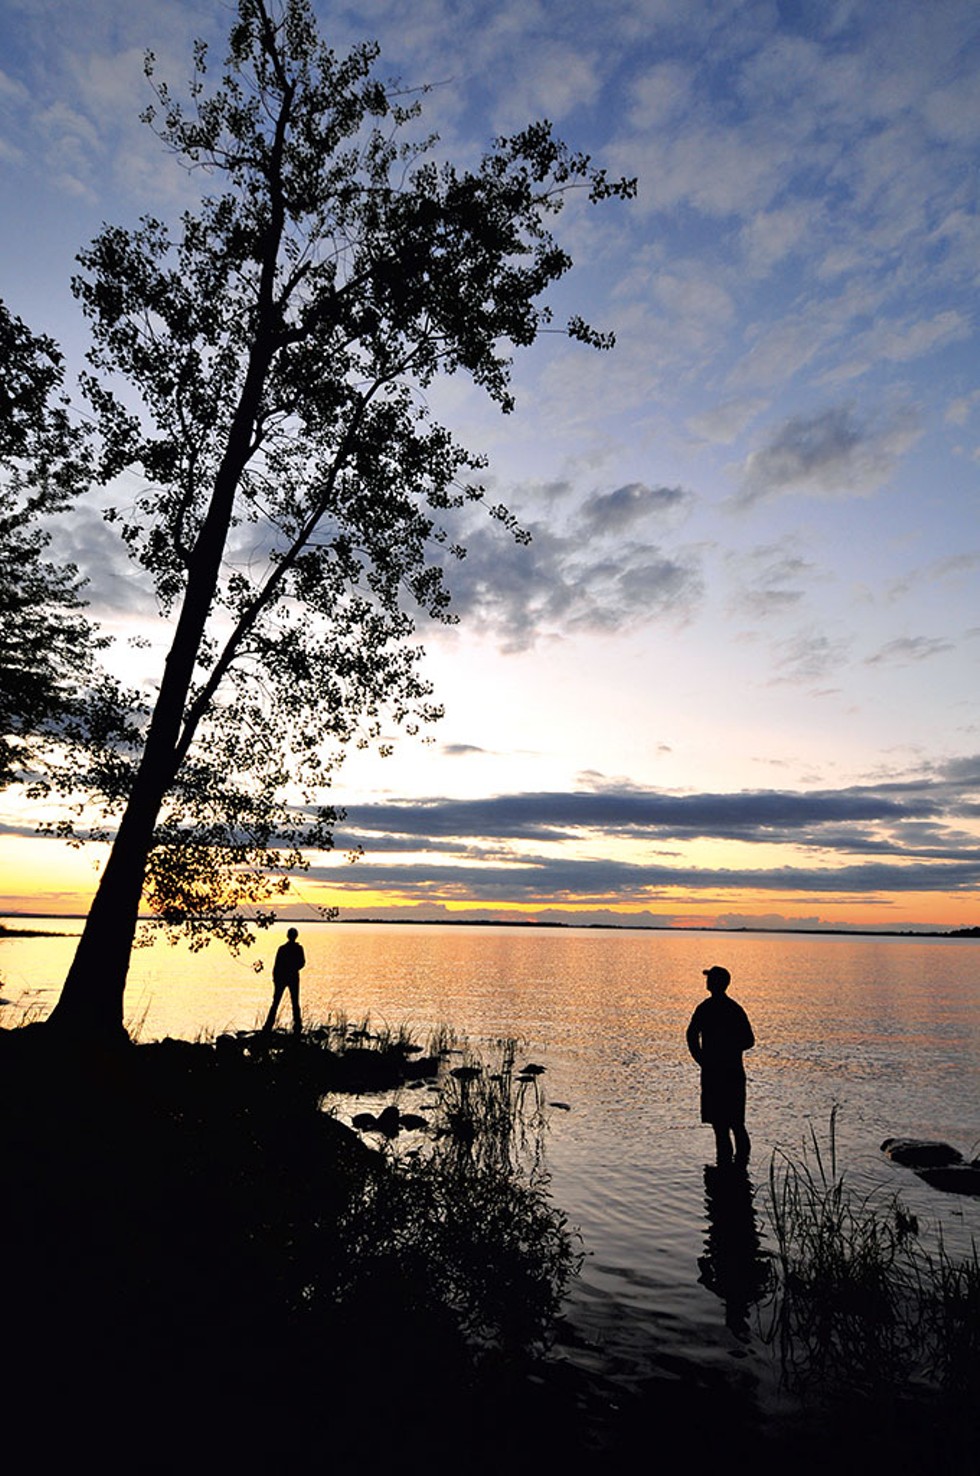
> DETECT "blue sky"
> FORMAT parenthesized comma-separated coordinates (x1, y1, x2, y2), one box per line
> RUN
(1, 0, 979, 929)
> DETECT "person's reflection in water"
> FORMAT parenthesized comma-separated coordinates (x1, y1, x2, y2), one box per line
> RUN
(698, 1164, 770, 1342)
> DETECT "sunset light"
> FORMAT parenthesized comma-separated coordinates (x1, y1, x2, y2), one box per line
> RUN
(1, 0, 978, 935)
(3, 8, 979, 1466)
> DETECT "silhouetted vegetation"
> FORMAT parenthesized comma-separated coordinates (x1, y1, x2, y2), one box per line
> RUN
(23, 0, 632, 1037)
(759, 1111, 980, 1460)
(0, 1018, 580, 1470)
(0, 300, 102, 786)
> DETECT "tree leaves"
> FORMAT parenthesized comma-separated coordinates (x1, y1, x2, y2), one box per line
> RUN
(50, 0, 633, 1011)
(0, 300, 100, 786)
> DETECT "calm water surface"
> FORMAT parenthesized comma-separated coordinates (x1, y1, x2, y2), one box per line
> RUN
(4, 922, 980, 1407)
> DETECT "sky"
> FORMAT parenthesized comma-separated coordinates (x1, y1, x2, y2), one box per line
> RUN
(1, 0, 979, 931)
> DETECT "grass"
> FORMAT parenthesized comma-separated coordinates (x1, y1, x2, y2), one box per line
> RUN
(364, 1036, 578, 1354)
(762, 1107, 980, 1402)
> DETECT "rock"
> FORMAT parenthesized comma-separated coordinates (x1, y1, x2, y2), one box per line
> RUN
(880, 1137, 963, 1169)
(375, 1104, 401, 1136)
(403, 1055, 439, 1080)
(398, 1113, 428, 1132)
(352, 1112, 377, 1131)
(914, 1164, 980, 1196)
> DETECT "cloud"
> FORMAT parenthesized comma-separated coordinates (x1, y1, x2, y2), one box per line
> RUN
(329, 902, 686, 928)
(612, 116, 800, 222)
(865, 636, 955, 666)
(317, 759, 980, 904)
(715, 913, 836, 931)
(883, 552, 980, 607)
(739, 202, 818, 277)
(735, 404, 921, 505)
(627, 60, 694, 129)
(828, 310, 971, 383)
(43, 497, 153, 618)
(489, 40, 602, 131)
(338, 778, 951, 846)
(945, 391, 980, 426)
(652, 268, 735, 333)
(727, 541, 818, 620)
(731, 315, 831, 390)
(312, 852, 980, 903)
(0, 67, 29, 104)
(770, 631, 851, 684)
(687, 397, 767, 445)
(580, 482, 692, 534)
(442, 503, 704, 651)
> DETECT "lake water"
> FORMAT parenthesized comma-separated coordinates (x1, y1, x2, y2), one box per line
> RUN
(3, 921, 980, 1416)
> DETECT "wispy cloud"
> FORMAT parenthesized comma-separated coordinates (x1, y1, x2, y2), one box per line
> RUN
(687, 397, 767, 445)
(727, 541, 818, 620)
(580, 482, 692, 534)
(735, 404, 921, 506)
(865, 635, 955, 666)
(442, 499, 704, 651)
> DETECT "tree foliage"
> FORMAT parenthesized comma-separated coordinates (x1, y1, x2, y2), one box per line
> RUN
(49, 0, 634, 1031)
(0, 301, 99, 786)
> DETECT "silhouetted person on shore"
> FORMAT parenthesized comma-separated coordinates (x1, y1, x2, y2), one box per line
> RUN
(263, 927, 305, 1035)
(686, 965, 754, 1166)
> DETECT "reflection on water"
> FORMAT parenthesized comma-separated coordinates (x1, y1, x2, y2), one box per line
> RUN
(3, 920, 980, 1399)
(698, 1166, 771, 1343)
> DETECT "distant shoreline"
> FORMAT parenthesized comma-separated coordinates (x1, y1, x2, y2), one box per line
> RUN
(0, 922, 75, 938)
(332, 918, 980, 938)
(1, 916, 976, 940)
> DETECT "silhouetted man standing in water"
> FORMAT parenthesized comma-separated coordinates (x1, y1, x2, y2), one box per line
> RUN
(263, 927, 305, 1035)
(686, 965, 755, 1166)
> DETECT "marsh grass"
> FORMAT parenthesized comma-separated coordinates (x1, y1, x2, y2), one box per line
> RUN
(317, 1028, 578, 1354)
(435, 1038, 549, 1173)
(763, 1108, 980, 1398)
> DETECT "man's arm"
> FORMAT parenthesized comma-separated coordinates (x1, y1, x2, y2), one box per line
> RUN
(686, 1012, 702, 1065)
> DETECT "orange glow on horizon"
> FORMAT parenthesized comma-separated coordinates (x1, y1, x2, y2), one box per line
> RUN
(298, 881, 976, 932)
(0, 834, 975, 933)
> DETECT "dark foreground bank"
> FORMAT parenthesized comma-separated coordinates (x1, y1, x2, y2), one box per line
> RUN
(1, 1021, 592, 1473)
(1, 1022, 977, 1475)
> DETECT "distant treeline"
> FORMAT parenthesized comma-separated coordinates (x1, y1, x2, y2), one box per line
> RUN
(333, 918, 980, 938)
(2, 918, 977, 940)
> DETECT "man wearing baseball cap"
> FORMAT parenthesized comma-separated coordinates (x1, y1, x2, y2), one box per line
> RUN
(686, 965, 755, 1166)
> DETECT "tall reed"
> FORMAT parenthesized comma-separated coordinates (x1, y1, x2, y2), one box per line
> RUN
(332, 1033, 577, 1355)
(763, 1107, 980, 1396)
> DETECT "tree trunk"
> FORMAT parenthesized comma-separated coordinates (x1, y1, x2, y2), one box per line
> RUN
(47, 618, 202, 1035)
(49, 343, 277, 1037)
(46, 775, 163, 1037)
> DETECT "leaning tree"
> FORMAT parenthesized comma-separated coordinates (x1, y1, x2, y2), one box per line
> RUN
(46, 0, 633, 1036)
